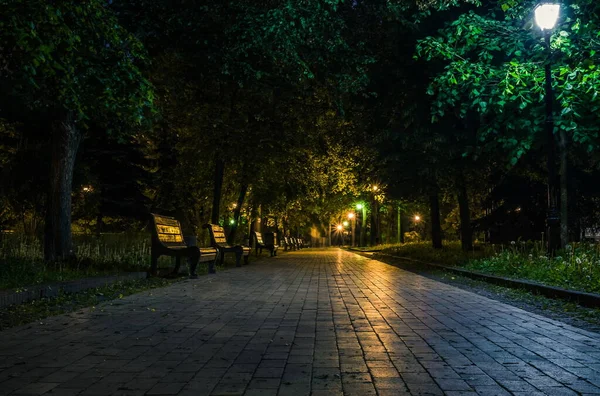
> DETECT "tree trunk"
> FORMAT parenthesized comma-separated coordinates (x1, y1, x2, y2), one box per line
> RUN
(44, 112, 82, 261)
(211, 157, 225, 224)
(282, 214, 288, 240)
(457, 183, 473, 251)
(397, 206, 402, 244)
(227, 182, 249, 244)
(430, 192, 443, 249)
(370, 201, 377, 246)
(559, 129, 568, 248)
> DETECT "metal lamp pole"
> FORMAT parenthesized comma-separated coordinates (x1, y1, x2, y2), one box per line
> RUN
(543, 30, 560, 253)
(535, 3, 560, 253)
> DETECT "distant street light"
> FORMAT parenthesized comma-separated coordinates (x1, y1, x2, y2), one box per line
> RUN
(336, 224, 343, 231)
(414, 215, 421, 222)
(342, 221, 349, 227)
(535, 2, 561, 252)
(347, 213, 355, 219)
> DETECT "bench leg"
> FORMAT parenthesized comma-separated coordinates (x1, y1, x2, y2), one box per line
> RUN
(209, 255, 217, 274)
(173, 257, 181, 275)
(189, 247, 200, 279)
(150, 253, 159, 276)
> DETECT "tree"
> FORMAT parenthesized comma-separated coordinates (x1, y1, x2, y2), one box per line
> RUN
(416, 0, 600, 248)
(0, 0, 154, 260)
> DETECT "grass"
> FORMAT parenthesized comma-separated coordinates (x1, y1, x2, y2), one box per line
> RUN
(0, 232, 237, 329)
(465, 242, 600, 294)
(380, 241, 493, 266)
(0, 233, 215, 290)
(380, 240, 600, 295)
(0, 276, 184, 330)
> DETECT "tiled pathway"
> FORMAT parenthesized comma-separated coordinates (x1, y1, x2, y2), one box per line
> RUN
(1, 249, 600, 395)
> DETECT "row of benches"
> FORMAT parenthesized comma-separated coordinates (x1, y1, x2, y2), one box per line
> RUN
(150, 214, 306, 278)
(282, 236, 307, 251)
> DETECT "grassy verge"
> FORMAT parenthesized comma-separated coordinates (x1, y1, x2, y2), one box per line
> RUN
(380, 241, 600, 295)
(380, 241, 492, 266)
(464, 243, 600, 294)
(0, 277, 183, 330)
(0, 233, 222, 290)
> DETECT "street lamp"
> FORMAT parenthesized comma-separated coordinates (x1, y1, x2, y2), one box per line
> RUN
(535, 3, 560, 252)
(535, 4, 560, 30)
(348, 212, 356, 246)
(414, 215, 421, 222)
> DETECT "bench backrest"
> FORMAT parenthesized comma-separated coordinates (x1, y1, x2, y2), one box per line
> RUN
(254, 231, 265, 245)
(151, 213, 187, 248)
(203, 224, 230, 247)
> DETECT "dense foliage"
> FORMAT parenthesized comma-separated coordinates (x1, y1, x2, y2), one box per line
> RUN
(2, 0, 600, 273)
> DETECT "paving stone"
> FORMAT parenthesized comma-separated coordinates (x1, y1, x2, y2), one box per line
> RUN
(12, 382, 59, 395)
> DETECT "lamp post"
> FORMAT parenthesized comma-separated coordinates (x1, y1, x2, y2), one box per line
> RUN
(397, 205, 402, 244)
(371, 185, 379, 246)
(356, 203, 366, 247)
(348, 212, 356, 246)
(535, 3, 560, 252)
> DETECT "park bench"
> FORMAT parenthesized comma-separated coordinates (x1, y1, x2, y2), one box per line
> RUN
(253, 231, 278, 257)
(291, 237, 301, 250)
(150, 214, 218, 277)
(203, 224, 250, 267)
(283, 236, 294, 251)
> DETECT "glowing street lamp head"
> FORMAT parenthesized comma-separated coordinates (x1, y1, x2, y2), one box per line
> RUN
(372, 185, 379, 191)
(347, 212, 355, 219)
(229, 219, 235, 225)
(356, 203, 363, 210)
(336, 224, 343, 231)
(414, 215, 421, 222)
(343, 221, 349, 227)
(535, 3, 560, 30)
